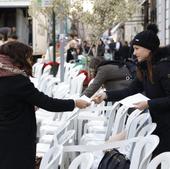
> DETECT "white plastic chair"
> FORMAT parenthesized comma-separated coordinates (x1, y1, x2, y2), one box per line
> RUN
(32, 62, 44, 78)
(80, 103, 129, 145)
(63, 135, 159, 169)
(39, 145, 63, 169)
(68, 153, 94, 169)
(120, 112, 154, 159)
(42, 65, 52, 75)
(131, 135, 160, 169)
(69, 73, 86, 97)
(147, 152, 170, 169)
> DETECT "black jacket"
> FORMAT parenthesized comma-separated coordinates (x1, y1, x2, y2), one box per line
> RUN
(105, 46, 170, 155)
(66, 47, 77, 62)
(0, 74, 74, 169)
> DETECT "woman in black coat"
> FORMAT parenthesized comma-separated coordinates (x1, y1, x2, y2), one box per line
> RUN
(0, 41, 90, 169)
(92, 24, 170, 156)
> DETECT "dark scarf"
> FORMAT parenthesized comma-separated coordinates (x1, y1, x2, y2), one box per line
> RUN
(0, 54, 27, 77)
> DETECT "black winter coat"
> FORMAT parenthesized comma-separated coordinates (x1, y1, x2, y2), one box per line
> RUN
(106, 48, 170, 156)
(66, 47, 77, 62)
(0, 75, 74, 169)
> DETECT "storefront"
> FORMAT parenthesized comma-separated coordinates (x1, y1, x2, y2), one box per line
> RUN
(0, 0, 31, 44)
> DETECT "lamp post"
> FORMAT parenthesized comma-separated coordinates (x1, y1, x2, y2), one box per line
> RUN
(59, 21, 65, 82)
(50, 7, 59, 76)
(52, 8, 56, 63)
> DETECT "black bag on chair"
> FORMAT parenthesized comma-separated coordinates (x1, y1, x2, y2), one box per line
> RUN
(97, 148, 130, 169)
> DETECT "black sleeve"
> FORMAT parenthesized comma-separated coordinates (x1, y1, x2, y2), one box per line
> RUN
(148, 62, 170, 112)
(106, 78, 144, 101)
(13, 75, 75, 112)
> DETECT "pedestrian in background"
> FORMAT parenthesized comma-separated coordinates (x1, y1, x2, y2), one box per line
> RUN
(66, 40, 78, 62)
(0, 26, 16, 41)
(0, 41, 90, 169)
(92, 24, 170, 156)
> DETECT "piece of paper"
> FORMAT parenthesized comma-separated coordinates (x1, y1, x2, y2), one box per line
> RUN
(119, 93, 150, 107)
(80, 95, 92, 103)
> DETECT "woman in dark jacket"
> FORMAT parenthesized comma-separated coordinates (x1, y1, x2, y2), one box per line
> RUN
(0, 41, 90, 169)
(83, 57, 131, 97)
(92, 24, 170, 156)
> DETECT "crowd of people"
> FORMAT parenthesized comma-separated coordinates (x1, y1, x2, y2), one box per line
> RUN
(0, 23, 170, 169)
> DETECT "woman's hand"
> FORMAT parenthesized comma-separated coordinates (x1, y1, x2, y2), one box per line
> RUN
(91, 92, 107, 104)
(75, 99, 91, 109)
(133, 101, 149, 110)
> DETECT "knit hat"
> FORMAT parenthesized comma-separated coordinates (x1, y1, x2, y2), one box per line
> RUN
(132, 24, 160, 51)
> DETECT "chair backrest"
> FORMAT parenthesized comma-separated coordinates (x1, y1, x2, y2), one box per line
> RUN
(58, 130, 75, 145)
(127, 112, 152, 139)
(111, 105, 129, 135)
(69, 73, 86, 96)
(43, 65, 52, 75)
(123, 112, 153, 159)
(39, 145, 63, 169)
(45, 77, 59, 97)
(138, 123, 157, 137)
(105, 102, 128, 141)
(147, 152, 170, 169)
(130, 135, 159, 169)
(64, 62, 75, 82)
(38, 74, 53, 92)
(76, 73, 86, 96)
(125, 109, 144, 134)
(53, 121, 71, 146)
(52, 83, 69, 99)
(32, 62, 44, 78)
(68, 153, 94, 169)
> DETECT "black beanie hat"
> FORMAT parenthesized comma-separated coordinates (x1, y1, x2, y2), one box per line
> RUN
(132, 24, 160, 51)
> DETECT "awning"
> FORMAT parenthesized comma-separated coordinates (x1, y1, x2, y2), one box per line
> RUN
(0, 1, 30, 8)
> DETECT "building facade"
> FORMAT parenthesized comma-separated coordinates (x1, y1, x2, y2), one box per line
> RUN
(124, 0, 170, 46)
(0, 0, 48, 55)
(0, 0, 31, 44)
(157, 0, 170, 45)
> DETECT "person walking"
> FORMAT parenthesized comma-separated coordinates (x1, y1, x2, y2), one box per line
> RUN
(92, 24, 170, 156)
(0, 41, 90, 169)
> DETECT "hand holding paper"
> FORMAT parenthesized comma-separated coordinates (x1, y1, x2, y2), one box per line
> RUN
(133, 101, 149, 110)
(119, 93, 150, 109)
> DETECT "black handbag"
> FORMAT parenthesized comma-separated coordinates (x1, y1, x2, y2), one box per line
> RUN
(97, 148, 130, 169)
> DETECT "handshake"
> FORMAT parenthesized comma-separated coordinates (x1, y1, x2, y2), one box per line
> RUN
(75, 92, 107, 109)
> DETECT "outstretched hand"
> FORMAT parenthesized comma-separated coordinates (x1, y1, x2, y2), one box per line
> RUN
(75, 99, 91, 109)
(91, 92, 107, 104)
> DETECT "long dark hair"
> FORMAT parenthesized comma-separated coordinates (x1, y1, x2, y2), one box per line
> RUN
(136, 57, 153, 83)
(0, 41, 33, 76)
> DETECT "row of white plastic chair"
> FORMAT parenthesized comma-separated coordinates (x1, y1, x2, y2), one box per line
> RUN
(31, 59, 165, 169)
(39, 134, 163, 169)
